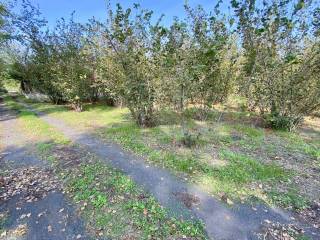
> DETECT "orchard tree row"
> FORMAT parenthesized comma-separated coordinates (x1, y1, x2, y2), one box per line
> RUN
(1, 0, 320, 131)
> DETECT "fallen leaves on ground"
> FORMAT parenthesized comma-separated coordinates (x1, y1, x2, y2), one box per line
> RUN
(0, 224, 28, 239)
(298, 200, 320, 229)
(173, 191, 200, 208)
(0, 167, 61, 203)
(258, 221, 305, 240)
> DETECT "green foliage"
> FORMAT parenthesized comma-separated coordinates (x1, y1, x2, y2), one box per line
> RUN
(63, 161, 207, 239)
(180, 131, 201, 148)
(234, 0, 320, 131)
(0, 2, 11, 44)
(267, 188, 309, 210)
(2, 0, 320, 133)
(5, 1, 237, 128)
(217, 150, 288, 183)
(266, 113, 300, 131)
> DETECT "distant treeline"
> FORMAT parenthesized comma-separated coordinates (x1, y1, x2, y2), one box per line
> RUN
(1, 0, 319, 131)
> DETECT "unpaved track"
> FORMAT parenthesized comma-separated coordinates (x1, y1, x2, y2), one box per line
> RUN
(16, 101, 320, 240)
(0, 100, 92, 240)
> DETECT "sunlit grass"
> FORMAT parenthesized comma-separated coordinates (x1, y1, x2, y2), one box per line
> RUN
(42, 147, 207, 240)
(20, 98, 129, 131)
(2, 79, 20, 92)
(15, 96, 317, 208)
(4, 96, 69, 144)
(276, 130, 320, 159)
(101, 122, 290, 204)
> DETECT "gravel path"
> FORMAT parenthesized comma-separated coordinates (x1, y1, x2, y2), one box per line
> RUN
(0, 100, 92, 240)
(13, 100, 320, 240)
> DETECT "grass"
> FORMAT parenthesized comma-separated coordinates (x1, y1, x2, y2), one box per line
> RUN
(216, 150, 288, 183)
(4, 96, 69, 145)
(3, 96, 207, 239)
(42, 146, 207, 239)
(267, 188, 310, 210)
(2, 79, 20, 92)
(17, 96, 129, 131)
(14, 96, 320, 209)
(276, 130, 320, 159)
(101, 122, 290, 203)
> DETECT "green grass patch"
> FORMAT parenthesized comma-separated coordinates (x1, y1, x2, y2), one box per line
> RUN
(104, 123, 210, 174)
(276, 130, 320, 159)
(14, 96, 307, 209)
(18, 97, 129, 131)
(60, 159, 207, 239)
(216, 150, 288, 183)
(4, 96, 69, 145)
(103, 122, 289, 202)
(234, 124, 264, 139)
(267, 187, 310, 210)
(37, 142, 55, 154)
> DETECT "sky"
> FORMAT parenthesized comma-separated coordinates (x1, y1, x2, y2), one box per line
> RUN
(27, 0, 231, 28)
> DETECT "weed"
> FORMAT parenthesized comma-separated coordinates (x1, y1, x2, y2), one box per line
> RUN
(63, 161, 207, 239)
(216, 150, 288, 183)
(267, 188, 310, 210)
(37, 142, 55, 154)
(91, 194, 108, 208)
(276, 130, 320, 159)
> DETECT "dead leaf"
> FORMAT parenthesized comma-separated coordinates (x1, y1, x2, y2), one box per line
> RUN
(143, 209, 148, 216)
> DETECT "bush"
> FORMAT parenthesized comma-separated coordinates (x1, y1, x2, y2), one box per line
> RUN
(265, 114, 301, 132)
(234, 0, 320, 131)
(180, 132, 201, 148)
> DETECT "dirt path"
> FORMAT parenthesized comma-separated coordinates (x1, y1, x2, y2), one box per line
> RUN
(16, 101, 320, 240)
(0, 101, 93, 240)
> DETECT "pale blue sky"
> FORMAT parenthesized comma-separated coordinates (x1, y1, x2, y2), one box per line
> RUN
(27, 0, 231, 27)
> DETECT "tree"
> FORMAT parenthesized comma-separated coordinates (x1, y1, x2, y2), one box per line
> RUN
(0, 2, 12, 92)
(5, 0, 47, 93)
(104, 3, 166, 127)
(0, 2, 11, 44)
(184, 2, 237, 117)
(233, 0, 320, 131)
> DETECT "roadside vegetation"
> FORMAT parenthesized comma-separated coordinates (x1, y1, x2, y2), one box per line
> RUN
(11, 95, 319, 213)
(54, 153, 206, 239)
(3, 96, 207, 240)
(1, 0, 319, 131)
(0, 0, 319, 238)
